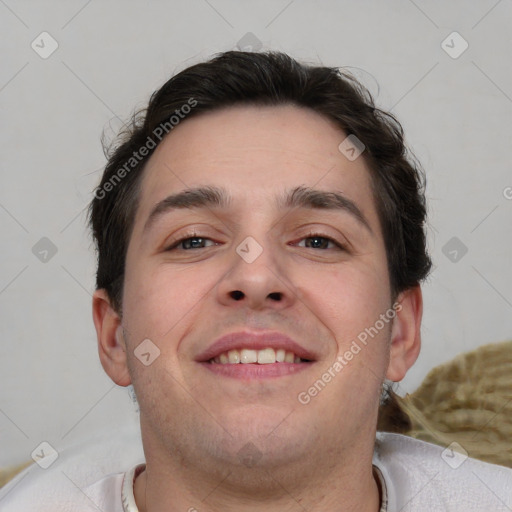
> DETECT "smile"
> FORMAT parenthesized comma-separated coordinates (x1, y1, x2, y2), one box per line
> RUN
(209, 347, 310, 364)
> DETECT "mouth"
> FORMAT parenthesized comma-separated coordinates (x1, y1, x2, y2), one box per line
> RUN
(209, 347, 312, 365)
(196, 331, 316, 379)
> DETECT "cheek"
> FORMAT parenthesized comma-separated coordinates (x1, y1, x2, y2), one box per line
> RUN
(301, 263, 390, 344)
(122, 262, 218, 341)
(303, 266, 392, 406)
(300, 262, 393, 393)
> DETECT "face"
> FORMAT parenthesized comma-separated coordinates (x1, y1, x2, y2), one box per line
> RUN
(95, 105, 419, 475)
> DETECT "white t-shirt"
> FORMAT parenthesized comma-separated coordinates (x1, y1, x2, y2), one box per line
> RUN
(1, 425, 510, 511)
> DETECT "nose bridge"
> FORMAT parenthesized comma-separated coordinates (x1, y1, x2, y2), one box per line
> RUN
(232, 207, 278, 270)
(216, 226, 295, 310)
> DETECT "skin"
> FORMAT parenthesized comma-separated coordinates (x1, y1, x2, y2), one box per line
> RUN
(93, 105, 423, 512)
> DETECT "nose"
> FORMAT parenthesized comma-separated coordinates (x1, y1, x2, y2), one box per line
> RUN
(215, 237, 296, 311)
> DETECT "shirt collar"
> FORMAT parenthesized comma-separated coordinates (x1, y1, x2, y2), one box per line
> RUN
(122, 463, 146, 512)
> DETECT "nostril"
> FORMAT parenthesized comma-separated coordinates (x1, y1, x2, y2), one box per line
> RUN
(230, 290, 244, 301)
(268, 292, 282, 301)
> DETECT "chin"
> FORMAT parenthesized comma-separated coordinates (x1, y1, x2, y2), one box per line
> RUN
(211, 411, 311, 464)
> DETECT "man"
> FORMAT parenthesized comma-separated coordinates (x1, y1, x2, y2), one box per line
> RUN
(2, 51, 511, 511)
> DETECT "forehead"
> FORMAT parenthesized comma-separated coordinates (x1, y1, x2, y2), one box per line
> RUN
(135, 105, 377, 225)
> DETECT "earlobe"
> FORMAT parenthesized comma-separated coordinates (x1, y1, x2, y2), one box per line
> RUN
(92, 289, 132, 387)
(386, 286, 423, 382)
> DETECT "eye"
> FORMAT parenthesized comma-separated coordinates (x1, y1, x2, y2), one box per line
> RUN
(164, 232, 344, 252)
(166, 236, 217, 251)
(296, 234, 343, 250)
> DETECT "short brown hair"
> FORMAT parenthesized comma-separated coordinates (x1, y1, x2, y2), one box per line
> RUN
(89, 51, 431, 312)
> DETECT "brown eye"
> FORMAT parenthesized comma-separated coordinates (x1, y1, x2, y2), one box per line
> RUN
(305, 236, 330, 249)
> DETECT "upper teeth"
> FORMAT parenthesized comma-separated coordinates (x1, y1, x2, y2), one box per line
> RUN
(211, 348, 302, 364)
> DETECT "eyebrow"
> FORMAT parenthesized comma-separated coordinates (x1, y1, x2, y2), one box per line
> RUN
(144, 185, 372, 233)
(144, 186, 230, 232)
(280, 186, 372, 233)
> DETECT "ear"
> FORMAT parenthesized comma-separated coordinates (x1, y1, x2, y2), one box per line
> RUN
(386, 286, 423, 382)
(92, 289, 131, 387)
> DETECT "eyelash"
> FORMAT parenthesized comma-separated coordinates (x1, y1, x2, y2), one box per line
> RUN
(295, 232, 345, 250)
(165, 232, 345, 251)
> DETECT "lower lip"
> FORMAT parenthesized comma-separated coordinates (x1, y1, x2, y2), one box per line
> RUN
(200, 362, 313, 379)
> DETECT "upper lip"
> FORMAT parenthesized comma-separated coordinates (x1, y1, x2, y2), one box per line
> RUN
(196, 331, 317, 362)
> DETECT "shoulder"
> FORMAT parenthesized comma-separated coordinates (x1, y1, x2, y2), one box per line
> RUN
(0, 469, 125, 512)
(0, 423, 144, 511)
(374, 432, 512, 512)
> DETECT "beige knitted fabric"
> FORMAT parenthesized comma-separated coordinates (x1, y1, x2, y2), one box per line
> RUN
(398, 340, 512, 468)
(0, 461, 32, 489)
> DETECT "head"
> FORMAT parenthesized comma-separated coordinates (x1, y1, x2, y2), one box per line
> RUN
(90, 51, 430, 486)
(91, 52, 430, 313)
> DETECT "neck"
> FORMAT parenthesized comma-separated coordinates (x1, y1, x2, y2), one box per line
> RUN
(133, 441, 381, 512)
